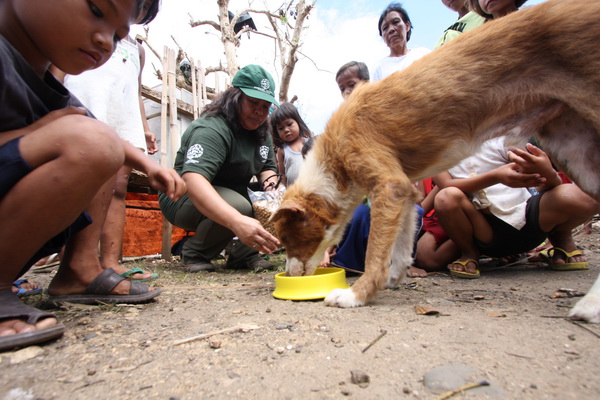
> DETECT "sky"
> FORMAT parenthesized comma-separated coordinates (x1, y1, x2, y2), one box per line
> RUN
(132, 0, 547, 134)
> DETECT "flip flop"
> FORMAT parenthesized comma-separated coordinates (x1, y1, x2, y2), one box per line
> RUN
(119, 267, 159, 282)
(0, 291, 65, 352)
(545, 248, 589, 271)
(12, 279, 42, 297)
(48, 268, 162, 305)
(448, 259, 480, 279)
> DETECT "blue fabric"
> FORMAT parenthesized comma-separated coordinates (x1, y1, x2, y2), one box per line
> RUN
(333, 204, 424, 273)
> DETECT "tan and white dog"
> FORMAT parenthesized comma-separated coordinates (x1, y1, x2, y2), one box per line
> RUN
(271, 0, 600, 322)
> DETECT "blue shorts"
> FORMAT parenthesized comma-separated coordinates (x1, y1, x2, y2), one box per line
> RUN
(0, 137, 92, 277)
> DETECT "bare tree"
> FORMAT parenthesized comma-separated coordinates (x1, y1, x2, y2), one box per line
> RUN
(189, 0, 316, 103)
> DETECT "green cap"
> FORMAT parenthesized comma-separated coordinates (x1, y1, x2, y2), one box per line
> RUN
(232, 65, 279, 106)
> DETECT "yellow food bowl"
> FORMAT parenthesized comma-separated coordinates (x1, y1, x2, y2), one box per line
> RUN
(272, 267, 350, 300)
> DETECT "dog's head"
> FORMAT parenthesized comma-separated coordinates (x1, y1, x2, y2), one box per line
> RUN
(271, 190, 343, 276)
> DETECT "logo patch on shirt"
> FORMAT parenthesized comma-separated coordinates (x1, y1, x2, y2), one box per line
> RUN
(185, 144, 203, 164)
(259, 145, 269, 162)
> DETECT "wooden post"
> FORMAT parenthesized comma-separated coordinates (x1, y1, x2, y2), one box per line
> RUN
(160, 46, 173, 261)
(190, 58, 199, 119)
(199, 62, 207, 109)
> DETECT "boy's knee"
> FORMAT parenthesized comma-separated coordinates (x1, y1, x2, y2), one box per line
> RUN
(434, 187, 463, 211)
(62, 115, 124, 167)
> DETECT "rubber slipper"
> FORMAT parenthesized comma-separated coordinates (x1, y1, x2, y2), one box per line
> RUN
(48, 268, 162, 305)
(448, 259, 480, 279)
(12, 279, 42, 297)
(0, 291, 65, 352)
(119, 267, 159, 282)
(546, 248, 589, 271)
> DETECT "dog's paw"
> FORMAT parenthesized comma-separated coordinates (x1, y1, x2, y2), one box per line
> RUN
(324, 288, 365, 308)
(568, 293, 600, 323)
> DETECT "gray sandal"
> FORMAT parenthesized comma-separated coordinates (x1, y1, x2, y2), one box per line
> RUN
(0, 290, 64, 352)
(48, 268, 161, 305)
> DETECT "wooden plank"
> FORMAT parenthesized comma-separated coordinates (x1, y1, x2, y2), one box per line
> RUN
(141, 85, 195, 118)
(190, 58, 199, 119)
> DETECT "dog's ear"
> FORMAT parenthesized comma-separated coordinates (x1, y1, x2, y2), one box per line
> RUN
(270, 201, 306, 223)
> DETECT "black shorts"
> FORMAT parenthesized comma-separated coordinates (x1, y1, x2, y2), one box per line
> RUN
(474, 194, 548, 258)
(0, 137, 92, 278)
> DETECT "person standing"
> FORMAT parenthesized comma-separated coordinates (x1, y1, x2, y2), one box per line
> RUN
(371, 2, 431, 82)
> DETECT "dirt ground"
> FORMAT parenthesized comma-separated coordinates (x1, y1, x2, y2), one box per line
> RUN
(2, 223, 600, 400)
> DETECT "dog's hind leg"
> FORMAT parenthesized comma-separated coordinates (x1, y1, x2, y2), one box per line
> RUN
(325, 173, 418, 307)
(569, 273, 600, 323)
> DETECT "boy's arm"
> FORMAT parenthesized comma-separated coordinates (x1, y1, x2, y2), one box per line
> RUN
(434, 160, 545, 194)
(0, 107, 86, 146)
(121, 139, 185, 200)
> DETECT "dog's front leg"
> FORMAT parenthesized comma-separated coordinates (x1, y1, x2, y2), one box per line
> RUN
(325, 178, 416, 307)
(386, 203, 416, 288)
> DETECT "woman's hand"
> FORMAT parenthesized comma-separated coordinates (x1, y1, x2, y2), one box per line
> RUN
(233, 215, 280, 254)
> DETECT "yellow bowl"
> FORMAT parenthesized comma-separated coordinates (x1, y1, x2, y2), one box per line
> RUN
(272, 267, 350, 300)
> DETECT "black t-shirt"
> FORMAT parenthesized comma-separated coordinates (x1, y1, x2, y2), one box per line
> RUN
(0, 35, 85, 132)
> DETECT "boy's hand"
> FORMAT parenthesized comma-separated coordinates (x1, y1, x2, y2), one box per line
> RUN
(145, 131, 158, 155)
(508, 143, 561, 189)
(496, 162, 545, 188)
(147, 167, 186, 201)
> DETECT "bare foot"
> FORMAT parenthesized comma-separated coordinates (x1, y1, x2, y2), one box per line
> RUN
(407, 266, 428, 278)
(0, 316, 58, 337)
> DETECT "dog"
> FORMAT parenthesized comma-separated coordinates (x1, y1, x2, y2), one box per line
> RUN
(270, 0, 600, 322)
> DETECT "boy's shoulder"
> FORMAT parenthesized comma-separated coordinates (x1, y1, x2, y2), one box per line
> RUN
(0, 35, 85, 131)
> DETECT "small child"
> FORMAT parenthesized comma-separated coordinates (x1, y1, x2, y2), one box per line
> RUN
(270, 103, 313, 187)
(0, 0, 185, 352)
(335, 61, 370, 100)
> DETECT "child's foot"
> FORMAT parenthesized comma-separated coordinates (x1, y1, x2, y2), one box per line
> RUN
(0, 291, 64, 352)
(11, 279, 41, 296)
(105, 265, 158, 282)
(407, 266, 427, 278)
(448, 258, 480, 279)
(547, 247, 589, 271)
(47, 268, 160, 304)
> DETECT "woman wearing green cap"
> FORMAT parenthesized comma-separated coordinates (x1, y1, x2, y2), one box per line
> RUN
(159, 65, 281, 272)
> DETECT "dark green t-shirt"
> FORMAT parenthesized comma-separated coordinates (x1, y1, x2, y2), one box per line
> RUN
(159, 115, 276, 221)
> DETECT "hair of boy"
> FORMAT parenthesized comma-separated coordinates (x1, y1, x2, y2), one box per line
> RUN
(201, 87, 270, 142)
(269, 102, 312, 148)
(468, 0, 528, 19)
(138, 0, 161, 25)
(378, 2, 413, 41)
(335, 61, 370, 82)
